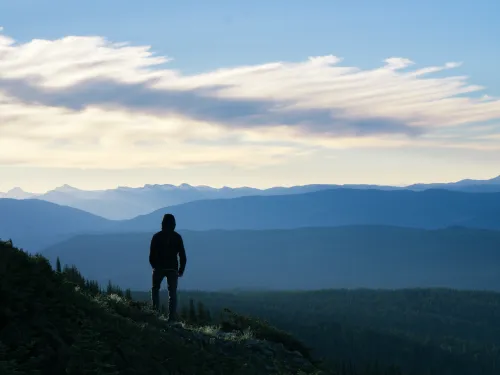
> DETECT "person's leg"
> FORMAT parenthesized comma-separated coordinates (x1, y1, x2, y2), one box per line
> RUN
(151, 269, 164, 311)
(165, 270, 179, 321)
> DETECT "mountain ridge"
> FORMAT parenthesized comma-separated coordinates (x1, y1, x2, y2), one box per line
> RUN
(0, 198, 114, 251)
(2, 174, 499, 219)
(3, 173, 500, 197)
(3, 187, 500, 251)
(41, 225, 500, 292)
(119, 188, 500, 232)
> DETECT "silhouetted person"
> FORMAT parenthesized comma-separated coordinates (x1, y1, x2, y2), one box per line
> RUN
(149, 213, 187, 322)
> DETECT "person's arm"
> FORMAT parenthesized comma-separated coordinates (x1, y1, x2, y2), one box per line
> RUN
(177, 235, 187, 276)
(149, 234, 158, 269)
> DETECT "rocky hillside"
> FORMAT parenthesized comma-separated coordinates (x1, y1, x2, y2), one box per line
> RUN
(0, 239, 327, 375)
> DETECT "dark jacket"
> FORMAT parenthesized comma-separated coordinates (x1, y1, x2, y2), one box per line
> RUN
(149, 214, 187, 274)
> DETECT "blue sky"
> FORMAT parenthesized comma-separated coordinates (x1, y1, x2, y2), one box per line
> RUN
(3, 0, 499, 82)
(0, 0, 499, 192)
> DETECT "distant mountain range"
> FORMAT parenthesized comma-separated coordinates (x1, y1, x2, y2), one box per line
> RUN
(3, 184, 500, 294)
(407, 175, 500, 191)
(1, 175, 499, 219)
(121, 188, 500, 232)
(2, 188, 500, 252)
(42, 226, 500, 291)
(0, 183, 347, 219)
(0, 199, 113, 252)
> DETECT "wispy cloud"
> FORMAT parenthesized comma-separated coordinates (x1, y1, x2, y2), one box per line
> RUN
(0, 28, 499, 169)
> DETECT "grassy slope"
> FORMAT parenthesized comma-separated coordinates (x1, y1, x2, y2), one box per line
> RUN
(0, 240, 325, 375)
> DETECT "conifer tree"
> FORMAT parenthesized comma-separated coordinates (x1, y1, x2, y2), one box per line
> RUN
(180, 304, 189, 321)
(205, 307, 212, 324)
(106, 280, 113, 295)
(196, 301, 212, 324)
(125, 288, 132, 300)
(56, 257, 62, 273)
(188, 299, 197, 323)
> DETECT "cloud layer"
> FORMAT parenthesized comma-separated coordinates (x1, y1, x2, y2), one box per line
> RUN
(1, 28, 499, 169)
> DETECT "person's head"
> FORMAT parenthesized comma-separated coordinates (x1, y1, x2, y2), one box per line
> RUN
(161, 213, 176, 231)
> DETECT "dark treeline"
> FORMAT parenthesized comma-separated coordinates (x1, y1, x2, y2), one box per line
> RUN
(132, 288, 500, 375)
(38, 252, 500, 374)
(55, 256, 133, 300)
(59, 253, 500, 374)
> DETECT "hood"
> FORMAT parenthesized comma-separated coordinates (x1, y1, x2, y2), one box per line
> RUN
(161, 213, 176, 231)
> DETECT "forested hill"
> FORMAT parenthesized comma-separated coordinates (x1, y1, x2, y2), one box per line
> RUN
(131, 288, 500, 375)
(0, 239, 331, 375)
(6, 236, 500, 374)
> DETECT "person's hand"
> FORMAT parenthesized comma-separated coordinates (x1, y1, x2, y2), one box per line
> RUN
(178, 271, 184, 278)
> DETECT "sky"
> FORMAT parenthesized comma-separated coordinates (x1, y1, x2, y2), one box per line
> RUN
(0, 0, 499, 193)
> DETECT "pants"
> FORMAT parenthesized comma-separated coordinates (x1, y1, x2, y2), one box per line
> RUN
(151, 268, 178, 320)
